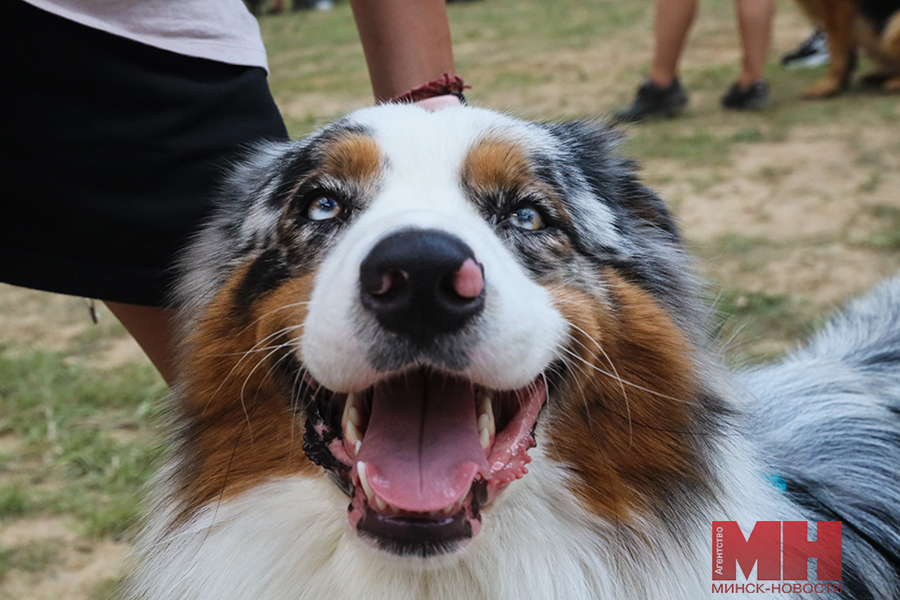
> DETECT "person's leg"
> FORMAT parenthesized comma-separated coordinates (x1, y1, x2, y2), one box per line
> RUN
(734, 0, 775, 89)
(615, 0, 696, 122)
(649, 0, 700, 88)
(104, 301, 178, 385)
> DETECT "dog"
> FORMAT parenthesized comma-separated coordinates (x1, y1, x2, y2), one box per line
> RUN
(794, 0, 900, 97)
(125, 105, 900, 599)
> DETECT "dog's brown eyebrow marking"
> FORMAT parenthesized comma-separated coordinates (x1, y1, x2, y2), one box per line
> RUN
(462, 139, 570, 226)
(462, 139, 534, 192)
(319, 134, 383, 183)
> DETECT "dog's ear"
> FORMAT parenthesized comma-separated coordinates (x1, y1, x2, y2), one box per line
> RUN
(538, 120, 681, 243)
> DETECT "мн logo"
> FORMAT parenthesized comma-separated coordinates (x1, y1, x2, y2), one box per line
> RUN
(712, 521, 842, 581)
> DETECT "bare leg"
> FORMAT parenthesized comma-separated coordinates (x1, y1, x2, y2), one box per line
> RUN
(734, 0, 775, 89)
(104, 301, 177, 385)
(649, 0, 699, 88)
(350, 0, 456, 102)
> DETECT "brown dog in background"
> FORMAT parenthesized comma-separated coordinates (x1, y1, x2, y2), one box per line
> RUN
(795, 0, 900, 96)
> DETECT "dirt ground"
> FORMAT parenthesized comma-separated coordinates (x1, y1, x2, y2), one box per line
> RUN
(1, 4, 899, 599)
(662, 124, 900, 306)
(1, 517, 127, 600)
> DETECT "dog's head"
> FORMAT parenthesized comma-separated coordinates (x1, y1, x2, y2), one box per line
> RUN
(174, 105, 723, 559)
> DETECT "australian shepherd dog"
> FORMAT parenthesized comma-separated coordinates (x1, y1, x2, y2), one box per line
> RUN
(126, 105, 900, 599)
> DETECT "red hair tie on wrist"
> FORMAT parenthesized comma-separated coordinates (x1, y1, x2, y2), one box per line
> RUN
(389, 74, 470, 105)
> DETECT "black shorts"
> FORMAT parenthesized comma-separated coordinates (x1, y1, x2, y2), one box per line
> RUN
(1, 1, 289, 307)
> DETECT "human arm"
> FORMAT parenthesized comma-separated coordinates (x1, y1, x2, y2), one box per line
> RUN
(349, 0, 462, 105)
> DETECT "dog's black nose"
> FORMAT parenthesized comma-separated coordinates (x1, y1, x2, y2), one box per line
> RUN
(359, 229, 485, 343)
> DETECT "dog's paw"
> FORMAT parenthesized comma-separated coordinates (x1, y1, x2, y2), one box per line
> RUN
(801, 77, 845, 99)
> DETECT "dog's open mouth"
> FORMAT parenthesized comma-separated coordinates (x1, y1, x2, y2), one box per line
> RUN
(302, 368, 546, 556)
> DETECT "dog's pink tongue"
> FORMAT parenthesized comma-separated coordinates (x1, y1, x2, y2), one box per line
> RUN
(355, 371, 490, 512)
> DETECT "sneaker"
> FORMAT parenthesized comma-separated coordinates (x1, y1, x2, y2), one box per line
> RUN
(721, 80, 771, 110)
(781, 29, 829, 69)
(614, 78, 689, 123)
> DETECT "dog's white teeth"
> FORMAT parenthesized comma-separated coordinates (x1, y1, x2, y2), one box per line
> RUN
(478, 412, 495, 436)
(357, 461, 402, 514)
(343, 394, 366, 454)
(345, 421, 362, 450)
(357, 461, 375, 501)
(440, 484, 471, 515)
(479, 427, 491, 451)
(342, 393, 362, 427)
(476, 391, 491, 416)
(442, 497, 465, 515)
(377, 498, 400, 514)
(477, 393, 495, 450)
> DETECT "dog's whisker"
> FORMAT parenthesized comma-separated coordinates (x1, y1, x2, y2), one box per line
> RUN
(252, 345, 305, 430)
(559, 332, 633, 446)
(564, 323, 633, 449)
(232, 324, 304, 362)
(198, 300, 312, 356)
(287, 364, 308, 452)
(557, 345, 714, 436)
(238, 341, 300, 440)
(199, 324, 304, 415)
(552, 352, 599, 440)
(560, 338, 698, 407)
(259, 340, 304, 393)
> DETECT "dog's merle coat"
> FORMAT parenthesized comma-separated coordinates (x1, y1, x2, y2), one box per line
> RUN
(741, 278, 900, 598)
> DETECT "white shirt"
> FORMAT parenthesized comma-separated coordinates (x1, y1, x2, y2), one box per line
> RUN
(23, 0, 269, 71)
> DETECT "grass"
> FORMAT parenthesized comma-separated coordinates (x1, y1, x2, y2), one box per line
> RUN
(863, 205, 900, 250)
(91, 575, 127, 600)
(691, 234, 781, 274)
(0, 345, 163, 593)
(624, 128, 737, 166)
(0, 540, 62, 584)
(710, 288, 820, 363)
(0, 345, 165, 571)
(0, 484, 29, 518)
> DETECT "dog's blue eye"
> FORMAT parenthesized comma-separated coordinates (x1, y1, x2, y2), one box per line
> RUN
(508, 206, 544, 231)
(307, 196, 342, 221)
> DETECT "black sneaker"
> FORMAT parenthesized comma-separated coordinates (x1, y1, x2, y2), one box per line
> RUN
(614, 78, 689, 123)
(781, 29, 829, 68)
(721, 80, 770, 110)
